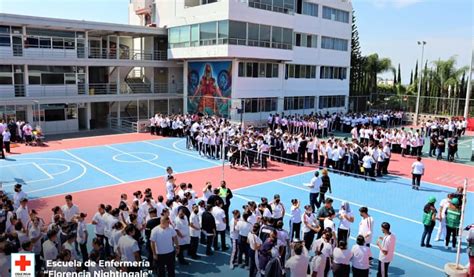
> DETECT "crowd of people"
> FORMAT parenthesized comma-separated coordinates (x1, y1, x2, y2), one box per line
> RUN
(4, 164, 471, 277)
(0, 119, 43, 159)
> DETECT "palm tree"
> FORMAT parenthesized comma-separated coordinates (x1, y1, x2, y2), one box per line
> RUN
(363, 53, 392, 93)
(432, 56, 468, 98)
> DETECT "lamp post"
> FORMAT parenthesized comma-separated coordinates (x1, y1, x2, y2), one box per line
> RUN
(414, 41, 426, 126)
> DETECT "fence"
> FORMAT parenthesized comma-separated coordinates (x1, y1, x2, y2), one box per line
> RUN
(349, 93, 474, 117)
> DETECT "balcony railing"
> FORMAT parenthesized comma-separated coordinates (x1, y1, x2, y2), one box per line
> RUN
(0, 46, 168, 61)
(0, 83, 184, 98)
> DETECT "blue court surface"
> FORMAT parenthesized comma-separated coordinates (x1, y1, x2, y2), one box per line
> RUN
(0, 137, 472, 276)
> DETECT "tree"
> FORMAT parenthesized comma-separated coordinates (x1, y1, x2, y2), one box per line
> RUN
(392, 68, 397, 85)
(397, 64, 401, 84)
(432, 56, 467, 98)
(364, 53, 392, 93)
(349, 10, 363, 96)
(410, 70, 413, 85)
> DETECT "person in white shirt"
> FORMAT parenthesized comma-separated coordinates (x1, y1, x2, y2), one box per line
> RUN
(13, 184, 27, 210)
(270, 194, 285, 222)
(166, 176, 177, 200)
(229, 210, 240, 269)
(411, 156, 424, 190)
(332, 240, 352, 276)
(376, 222, 397, 277)
(337, 201, 354, 244)
(289, 199, 302, 241)
(76, 213, 89, 263)
(150, 215, 179, 276)
(117, 224, 140, 269)
(311, 229, 333, 277)
(174, 208, 191, 265)
(285, 241, 309, 277)
(61, 195, 80, 223)
(236, 212, 252, 267)
(435, 194, 452, 241)
(323, 211, 337, 244)
(302, 205, 320, 250)
(362, 152, 375, 179)
(63, 233, 80, 262)
(212, 200, 228, 251)
(351, 235, 370, 276)
(188, 205, 201, 259)
(92, 204, 107, 243)
(16, 198, 30, 228)
(358, 207, 374, 261)
(247, 223, 262, 277)
(307, 171, 322, 212)
(42, 229, 59, 267)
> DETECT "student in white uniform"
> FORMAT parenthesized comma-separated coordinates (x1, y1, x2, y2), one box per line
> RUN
(174, 208, 191, 265)
(435, 194, 452, 241)
(116, 224, 140, 266)
(332, 240, 352, 277)
(411, 156, 424, 190)
(337, 201, 354, 244)
(358, 207, 374, 261)
(285, 241, 309, 277)
(351, 235, 370, 277)
(376, 222, 397, 277)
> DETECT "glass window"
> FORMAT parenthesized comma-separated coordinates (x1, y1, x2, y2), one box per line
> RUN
(272, 64, 279, 77)
(0, 26, 10, 34)
(200, 22, 217, 45)
(0, 34, 10, 47)
(266, 63, 272, 78)
(191, 24, 199, 46)
(246, 62, 253, 77)
(301, 34, 307, 47)
(65, 73, 76, 84)
(259, 25, 271, 47)
(302, 2, 318, 17)
(306, 35, 312, 48)
(39, 37, 51, 48)
(229, 21, 246, 45)
(169, 28, 179, 44)
(179, 26, 190, 46)
(238, 62, 245, 77)
(42, 73, 64, 85)
(26, 37, 39, 48)
(252, 62, 259, 77)
(294, 64, 300, 78)
(29, 75, 41, 84)
(295, 33, 301, 46)
(64, 38, 75, 49)
(282, 28, 292, 49)
(259, 63, 266, 77)
(271, 26, 282, 48)
(218, 20, 229, 43)
(45, 108, 65, 121)
(248, 23, 259, 46)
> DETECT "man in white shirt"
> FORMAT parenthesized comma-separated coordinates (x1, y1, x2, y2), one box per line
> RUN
(150, 215, 179, 276)
(16, 198, 30, 228)
(188, 205, 201, 259)
(13, 184, 27, 210)
(166, 176, 176, 200)
(411, 156, 424, 190)
(92, 204, 106, 243)
(61, 195, 80, 222)
(174, 208, 191, 265)
(212, 200, 228, 251)
(117, 224, 140, 270)
(376, 222, 396, 277)
(358, 207, 374, 260)
(285, 242, 309, 277)
(435, 194, 452, 241)
(42, 229, 59, 268)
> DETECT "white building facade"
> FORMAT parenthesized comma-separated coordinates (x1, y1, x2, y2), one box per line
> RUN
(130, 0, 352, 122)
(0, 13, 182, 134)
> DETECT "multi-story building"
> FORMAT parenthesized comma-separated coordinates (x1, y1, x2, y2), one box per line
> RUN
(0, 0, 352, 134)
(130, 0, 352, 122)
(0, 13, 182, 134)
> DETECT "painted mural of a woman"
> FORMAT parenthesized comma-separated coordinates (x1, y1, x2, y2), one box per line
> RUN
(191, 63, 225, 115)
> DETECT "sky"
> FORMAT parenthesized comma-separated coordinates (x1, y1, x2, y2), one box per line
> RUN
(0, 0, 472, 84)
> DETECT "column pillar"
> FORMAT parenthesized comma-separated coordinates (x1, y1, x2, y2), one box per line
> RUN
(116, 67, 121, 94)
(85, 31, 89, 59)
(86, 102, 91, 129)
(183, 60, 188, 114)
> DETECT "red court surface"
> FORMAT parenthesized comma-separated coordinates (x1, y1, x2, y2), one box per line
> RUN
(30, 162, 314, 222)
(9, 133, 159, 154)
(16, 132, 473, 222)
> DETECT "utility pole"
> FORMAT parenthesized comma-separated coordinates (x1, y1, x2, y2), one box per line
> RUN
(414, 41, 426, 126)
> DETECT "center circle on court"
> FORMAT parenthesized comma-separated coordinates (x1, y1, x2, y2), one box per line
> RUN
(113, 152, 159, 163)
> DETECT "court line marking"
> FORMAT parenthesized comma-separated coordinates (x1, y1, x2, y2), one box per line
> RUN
(33, 162, 54, 180)
(143, 140, 222, 166)
(40, 163, 71, 176)
(274, 180, 437, 229)
(232, 193, 444, 273)
(105, 145, 168, 170)
(112, 152, 159, 163)
(62, 150, 126, 184)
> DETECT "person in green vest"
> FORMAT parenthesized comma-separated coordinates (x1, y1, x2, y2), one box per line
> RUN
(218, 180, 233, 230)
(445, 198, 461, 250)
(421, 196, 437, 247)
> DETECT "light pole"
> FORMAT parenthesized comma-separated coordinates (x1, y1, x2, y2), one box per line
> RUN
(463, 50, 473, 118)
(414, 41, 426, 126)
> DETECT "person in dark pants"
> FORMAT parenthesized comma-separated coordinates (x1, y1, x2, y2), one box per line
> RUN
(201, 204, 216, 255)
(218, 181, 233, 231)
(188, 205, 201, 259)
(445, 198, 461, 250)
(150, 215, 179, 277)
(319, 169, 332, 207)
(316, 198, 334, 239)
(376, 222, 396, 277)
(411, 156, 424, 190)
(421, 196, 437, 247)
(145, 208, 161, 266)
(308, 171, 322, 212)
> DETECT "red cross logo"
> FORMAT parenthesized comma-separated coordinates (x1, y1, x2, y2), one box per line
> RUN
(15, 255, 31, 271)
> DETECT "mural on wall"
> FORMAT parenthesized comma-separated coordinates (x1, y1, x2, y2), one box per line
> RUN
(187, 61, 232, 117)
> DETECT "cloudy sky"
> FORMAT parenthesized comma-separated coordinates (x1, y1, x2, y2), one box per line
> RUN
(1, 0, 472, 84)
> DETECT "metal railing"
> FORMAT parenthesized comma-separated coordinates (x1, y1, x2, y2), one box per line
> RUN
(247, 1, 294, 15)
(109, 117, 139, 133)
(0, 82, 184, 98)
(0, 46, 167, 61)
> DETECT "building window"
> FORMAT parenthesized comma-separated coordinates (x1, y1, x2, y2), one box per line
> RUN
(321, 36, 348, 51)
(218, 20, 229, 44)
(320, 66, 347, 79)
(285, 64, 316, 79)
(244, 97, 278, 113)
(294, 32, 317, 48)
(248, 0, 294, 14)
(238, 62, 279, 78)
(302, 2, 318, 17)
(199, 22, 216, 46)
(0, 65, 12, 85)
(284, 96, 315, 110)
(318, 95, 346, 109)
(229, 21, 246, 45)
(322, 6, 350, 23)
